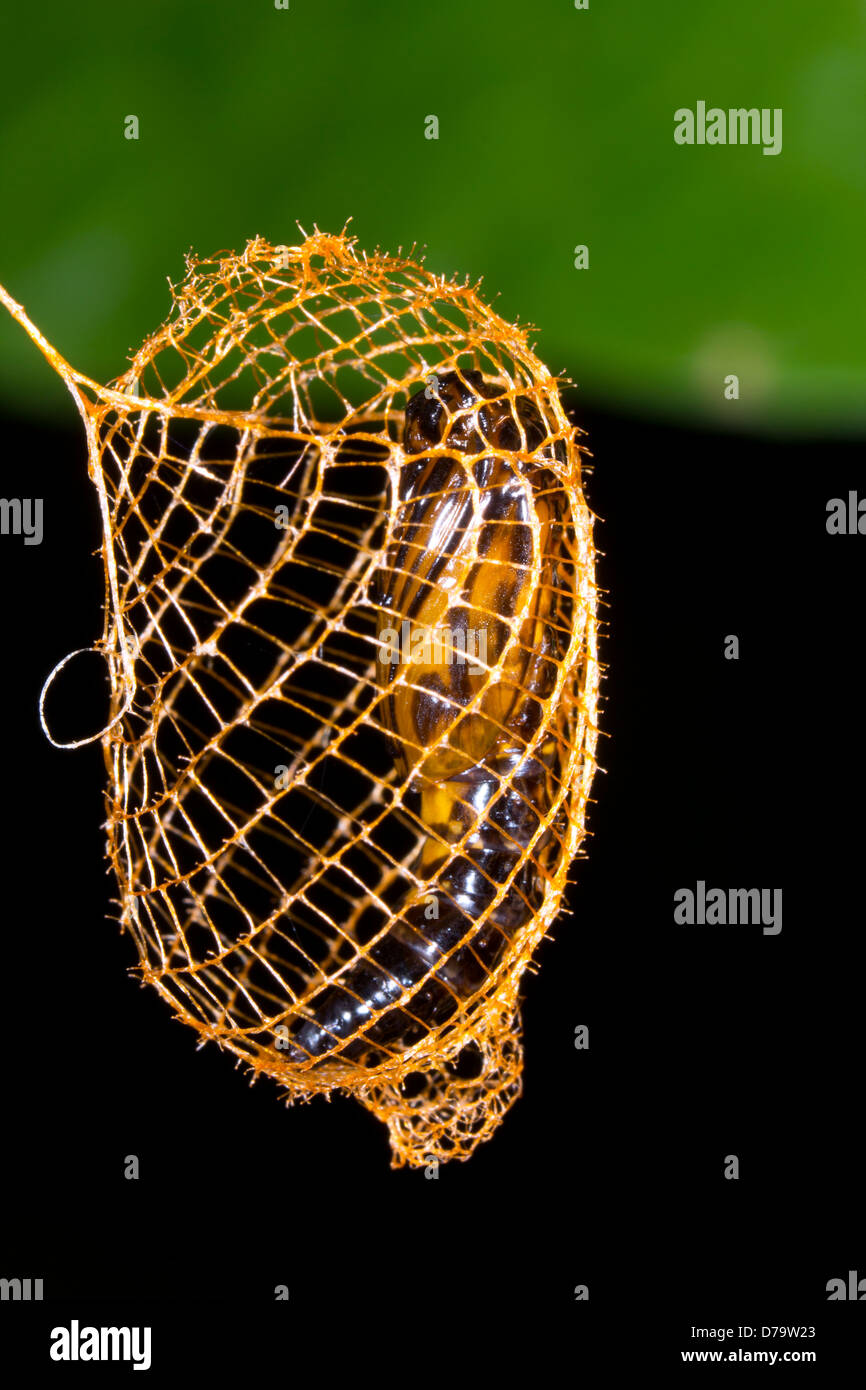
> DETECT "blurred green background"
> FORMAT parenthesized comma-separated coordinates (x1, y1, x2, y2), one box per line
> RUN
(1, 0, 863, 432)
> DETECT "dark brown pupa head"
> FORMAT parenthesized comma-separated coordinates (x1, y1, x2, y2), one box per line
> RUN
(404, 368, 547, 460)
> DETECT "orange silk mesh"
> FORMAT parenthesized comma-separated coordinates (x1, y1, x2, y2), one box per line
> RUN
(0, 230, 599, 1167)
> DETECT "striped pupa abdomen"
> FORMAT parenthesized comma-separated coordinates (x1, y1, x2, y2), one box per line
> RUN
(286, 370, 579, 1063)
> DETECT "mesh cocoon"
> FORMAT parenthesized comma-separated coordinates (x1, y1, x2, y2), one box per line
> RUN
(11, 231, 600, 1166)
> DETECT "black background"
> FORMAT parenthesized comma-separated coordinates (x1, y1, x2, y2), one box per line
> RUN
(1, 402, 863, 1372)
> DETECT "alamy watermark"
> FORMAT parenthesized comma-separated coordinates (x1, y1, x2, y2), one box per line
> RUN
(674, 881, 782, 935)
(826, 492, 866, 534)
(49, 1320, 151, 1371)
(674, 103, 782, 156)
(378, 619, 487, 675)
(827, 1269, 866, 1300)
(0, 497, 43, 545)
(1, 1276, 43, 1300)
